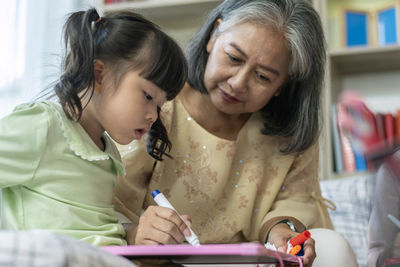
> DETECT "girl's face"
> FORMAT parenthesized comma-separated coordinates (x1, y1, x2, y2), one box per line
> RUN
(204, 21, 291, 115)
(91, 65, 167, 145)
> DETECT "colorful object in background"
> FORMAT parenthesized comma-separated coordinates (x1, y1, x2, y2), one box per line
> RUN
(377, 6, 398, 46)
(344, 10, 369, 47)
(338, 90, 400, 169)
(341, 2, 399, 48)
(104, 0, 128, 4)
(338, 91, 383, 154)
(385, 257, 400, 267)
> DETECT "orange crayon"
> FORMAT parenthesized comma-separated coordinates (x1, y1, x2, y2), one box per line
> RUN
(289, 245, 302, 255)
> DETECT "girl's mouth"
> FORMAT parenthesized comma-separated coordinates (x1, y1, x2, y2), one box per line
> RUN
(135, 129, 146, 140)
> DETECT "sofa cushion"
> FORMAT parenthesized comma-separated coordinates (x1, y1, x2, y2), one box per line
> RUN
(320, 173, 376, 267)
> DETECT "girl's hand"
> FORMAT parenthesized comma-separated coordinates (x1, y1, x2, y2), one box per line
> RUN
(134, 205, 192, 245)
(267, 223, 316, 267)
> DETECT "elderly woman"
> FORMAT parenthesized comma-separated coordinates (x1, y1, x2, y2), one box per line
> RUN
(114, 0, 357, 266)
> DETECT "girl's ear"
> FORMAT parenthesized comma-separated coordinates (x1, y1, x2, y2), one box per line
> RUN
(93, 60, 105, 92)
(206, 18, 222, 53)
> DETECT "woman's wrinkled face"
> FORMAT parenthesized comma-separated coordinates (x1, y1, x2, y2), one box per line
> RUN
(204, 21, 291, 115)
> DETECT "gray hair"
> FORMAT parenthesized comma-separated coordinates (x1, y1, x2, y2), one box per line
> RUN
(186, 0, 326, 154)
(215, 1, 315, 79)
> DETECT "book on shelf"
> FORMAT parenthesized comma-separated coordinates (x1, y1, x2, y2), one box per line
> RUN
(385, 257, 400, 266)
(353, 146, 367, 171)
(375, 113, 386, 145)
(395, 110, 400, 144)
(104, 0, 129, 4)
(384, 112, 395, 148)
(331, 105, 344, 173)
(336, 103, 356, 172)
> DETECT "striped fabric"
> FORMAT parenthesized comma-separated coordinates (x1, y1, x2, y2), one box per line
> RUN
(320, 173, 376, 267)
(0, 230, 136, 267)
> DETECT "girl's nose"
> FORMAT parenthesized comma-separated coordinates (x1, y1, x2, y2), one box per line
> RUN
(147, 106, 158, 125)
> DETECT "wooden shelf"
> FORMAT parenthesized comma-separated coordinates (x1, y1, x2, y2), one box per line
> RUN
(103, 0, 221, 9)
(98, 0, 223, 46)
(315, 0, 400, 180)
(330, 45, 400, 74)
(329, 170, 377, 180)
(102, 0, 223, 22)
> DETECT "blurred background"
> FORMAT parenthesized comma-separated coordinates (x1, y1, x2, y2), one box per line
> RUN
(0, 0, 221, 119)
(1, 0, 400, 180)
(0, 0, 91, 118)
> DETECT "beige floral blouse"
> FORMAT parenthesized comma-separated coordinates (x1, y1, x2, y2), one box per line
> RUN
(113, 98, 333, 244)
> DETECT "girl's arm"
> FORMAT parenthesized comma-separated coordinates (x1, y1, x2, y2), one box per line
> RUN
(0, 103, 49, 188)
(112, 139, 156, 243)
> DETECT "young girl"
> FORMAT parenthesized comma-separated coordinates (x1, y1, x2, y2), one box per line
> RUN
(0, 8, 187, 246)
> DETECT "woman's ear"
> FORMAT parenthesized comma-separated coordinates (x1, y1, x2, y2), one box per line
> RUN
(93, 60, 105, 92)
(206, 18, 222, 53)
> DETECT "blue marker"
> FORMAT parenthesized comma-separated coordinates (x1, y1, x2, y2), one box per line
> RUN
(152, 189, 200, 246)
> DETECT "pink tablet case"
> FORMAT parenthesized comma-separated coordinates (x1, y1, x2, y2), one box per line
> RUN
(101, 243, 300, 265)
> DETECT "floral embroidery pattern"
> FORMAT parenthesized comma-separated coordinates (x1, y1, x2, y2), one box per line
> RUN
(136, 100, 328, 243)
(238, 194, 249, 208)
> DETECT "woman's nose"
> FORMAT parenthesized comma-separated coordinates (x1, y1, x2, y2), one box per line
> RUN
(228, 67, 249, 94)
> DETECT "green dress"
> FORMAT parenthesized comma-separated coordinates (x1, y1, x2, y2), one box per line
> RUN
(0, 101, 126, 246)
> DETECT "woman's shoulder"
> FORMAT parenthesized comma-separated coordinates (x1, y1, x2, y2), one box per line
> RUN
(246, 112, 292, 144)
(159, 98, 180, 133)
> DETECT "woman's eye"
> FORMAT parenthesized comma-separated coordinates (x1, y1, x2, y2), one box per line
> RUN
(227, 53, 241, 63)
(144, 92, 153, 101)
(256, 72, 270, 82)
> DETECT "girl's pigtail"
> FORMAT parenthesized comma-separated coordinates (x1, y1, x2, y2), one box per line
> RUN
(147, 111, 172, 161)
(55, 8, 100, 120)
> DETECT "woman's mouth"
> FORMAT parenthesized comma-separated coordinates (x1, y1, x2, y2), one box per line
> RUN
(219, 89, 240, 104)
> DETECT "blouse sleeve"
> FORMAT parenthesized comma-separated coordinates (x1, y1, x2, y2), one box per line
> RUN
(259, 143, 334, 242)
(0, 103, 49, 188)
(113, 139, 156, 226)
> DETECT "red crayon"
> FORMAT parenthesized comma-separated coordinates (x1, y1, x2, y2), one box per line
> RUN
(289, 230, 311, 246)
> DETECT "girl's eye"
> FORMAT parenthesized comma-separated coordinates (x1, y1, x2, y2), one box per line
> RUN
(144, 92, 153, 101)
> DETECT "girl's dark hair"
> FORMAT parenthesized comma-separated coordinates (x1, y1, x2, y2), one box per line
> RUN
(185, 0, 326, 154)
(54, 8, 187, 161)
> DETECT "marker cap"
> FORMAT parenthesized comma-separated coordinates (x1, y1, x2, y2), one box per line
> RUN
(152, 189, 161, 198)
